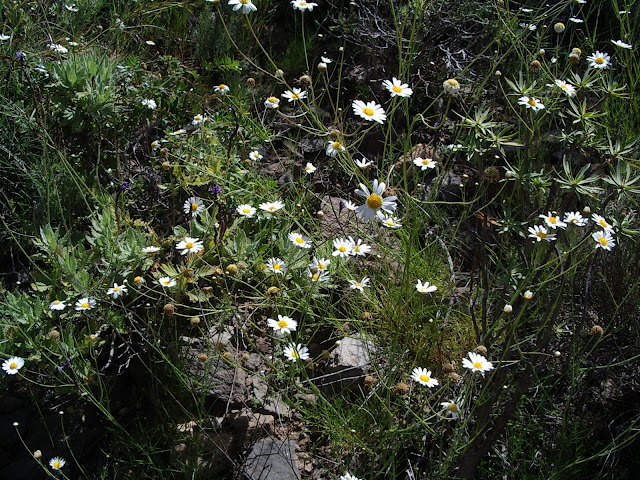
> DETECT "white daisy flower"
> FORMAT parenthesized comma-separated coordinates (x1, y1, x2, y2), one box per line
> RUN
(267, 258, 287, 274)
(106, 283, 128, 299)
(264, 96, 280, 109)
(75, 297, 96, 311)
(65, 4, 79, 12)
(49, 43, 69, 53)
(440, 400, 460, 419)
(552, 79, 576, 97)
(281, 88, 307, 103)
(141, 98, 157, 109)
(151, 140, 161, 150)
(145, 40, 156, 45)
(321, 56, 333, 63)
(348, 277, 370, 292)
(310, 257, 330, 271)
(237, 204, 257, 218)
(352, 100, 386, 124)
(2, 357, 25, 375)
(267, 315, 298, 335)
(564, 211, 587, 226)
(519, 23, 537, 31)
(176, 237, 204, 255)
(183, 197, 205, 218)
(462, 351, 494, 376)
(291, 0, 317, 11)
(289, 232, 312, 248)
(382, 77, 413, 97)
(142, 246, 161, 254)
(169, 128, 187, 136)
(340, 473, 362, 480)
(49, 457, 66, 470)
(611, 39, 632, 49)
(259, 200, 285, 214)
(413, 157, 437, 170)
(411, 367, 439, 387)
(354, 179, 397, 221)
(343, 200, 358, 212)
(326, 140, 345, 157)
(192, 114, 206, 125)
(592, 214, 615, 232)
(354, 158, 372, 169)
(304, 162, 317, 174)
(528, 225, 556, 242)
(214, 83, 230, 94)
(539, 212, 567, 229)
(308, 269, 330, 283)
(283, 343, 309, 361)
(0, 34, 11, 41)
(158, 277, 176, 288)
(228, 0, 257, 14)
(49, 300, 66, 311)
(587, 51, 611, 69)
(249, 150, 263, 161)
(332, 238, 353, 257)
(380, 214, 402, 229)
(592, 230, 615, 250)
(415, 280, 437, 293)
(518, 96, 545, 112)
(569, 17, 584, 23)
(442, 78, 461, 95)
(349, 237, 371, 256)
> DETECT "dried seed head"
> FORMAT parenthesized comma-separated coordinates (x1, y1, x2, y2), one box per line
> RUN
(475, 345, 488, 355)
(364, 375, 378, 388)
(226, 264, 238, 275)
(529, 60, 541, 71)
(442, 363, 455, 373)
(222, 351, 233, 361)
(163, 303, 175, 316)
(360, 311, 374, 321)
(267, 286, 280, 297)
(198, 353, 208, 363)
(160, 148, 169, 158)
(483, 166, 500, 183)
(241, 352, 250, 362)
(48, 329, 61, 340)
(589, 325, 604, 336)
(394, 382, 410, 395)
(246, 77, 255, 87)
(190, 316, 201, 327)
(554, 22, 565, 33)
(298, 74, 312, 86)
(448, 372, 461, 382)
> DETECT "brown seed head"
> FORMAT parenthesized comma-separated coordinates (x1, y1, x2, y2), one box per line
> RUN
(163, 303, 175, 316)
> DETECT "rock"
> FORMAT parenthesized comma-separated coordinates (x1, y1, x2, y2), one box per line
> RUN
(243, 440, 300, 480)
(314, 336, 375, 391)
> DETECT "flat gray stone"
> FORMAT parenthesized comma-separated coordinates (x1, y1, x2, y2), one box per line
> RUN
(243, 440, 299, 480)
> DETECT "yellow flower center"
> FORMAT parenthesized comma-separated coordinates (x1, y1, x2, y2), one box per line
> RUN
(268, 206, 276, 211)
(561, 85, 568, 89)
(194, 115, 202, 121)
(472, 361, 483, 369)
(355, 283, 363, 288)
(163, 280, 170, 285)
(598, 237, 608, 246)
(339, 246, 346, 252)
(549, 217, 557, 224)
(52, 300, 61, 305)
(422, 159, 430, 165)
(292, 93, 299, 99)
(219, 84, 227, 89)
(267, 96, 278, 103)
(191, 203, 199, 211)
(295, 237, 304, 243)
(332, 141, 341, 149)
(291, 350, 299, 358)
(113, 286, 120, 291)
(134, 276, 142, 283)
(318, 263, 325, 269)
(447, 403, 458, 412)
(9, 362, 17, 369)
(277, 320, 288, 328)
(242, 208, 251, 213)
(599, 219, 608, 228)
(273, 264, 281, 270)
(595, 57, 604, 64)
(419, 374, 430, 382)
(300, 1, 307, 4)
(527, 98, 536, 106)
(536, 232, 547, 239)
(312, 274, 319, 280)
(363, 107, 374, 116)
(354, 246, 360, 252)
(366, 194, 383, 209)
(185, 242, 194, 249)
(81, 302, 89, 308)
(392, 85, 402, 93)
(53, 462, 61, 469)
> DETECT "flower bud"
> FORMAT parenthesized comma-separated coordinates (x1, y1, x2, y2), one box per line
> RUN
(163, 303, 175, 316)
(554, 22, 565, 33)
(523, 290, 533, 300)
(503, 304, 513, 314)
